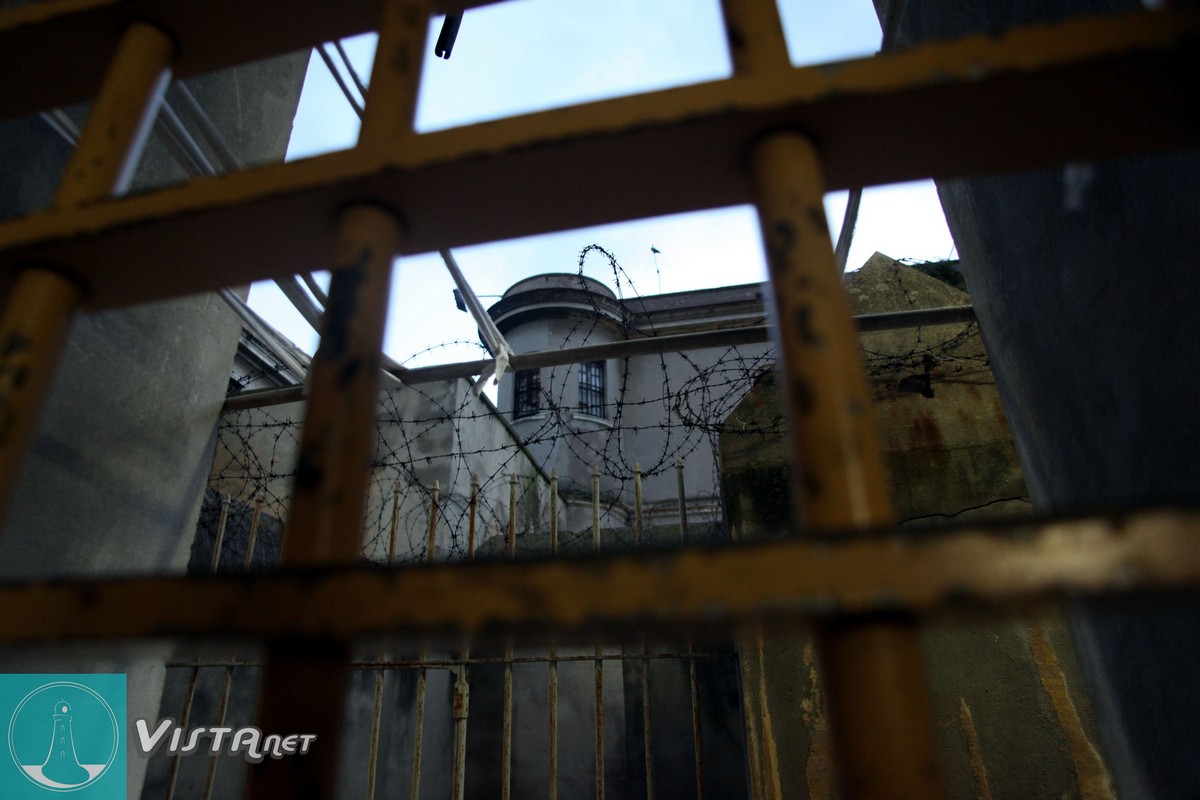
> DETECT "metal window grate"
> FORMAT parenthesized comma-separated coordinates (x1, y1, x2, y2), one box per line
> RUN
(578, 360, 605, 418)
(513, 368, 541, 419)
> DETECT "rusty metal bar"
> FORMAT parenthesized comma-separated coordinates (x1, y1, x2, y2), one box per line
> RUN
(749, 131, 941, 799)
(549, 470, 558, 557)
(508, 474, 518, 558)
(205, 495, 265, 799)
(468, 475, 478, 559)
(451, 666, 470, 800)
(0, 0, 497, 122)
(6, 508, 1200, 646)
(279, 204, 402, 565)
(357, 0, 432, 148)
(718, 0, 790, 76)
(675, 459, 689, 545)
(163, 665, 198, 800)
(168, 651, 733, 670)
(592, 468, 605, 800)
(427, 479, 440, 561)
(243, 495, 263, 570)
(412, 481, 440, 800)
(634, 464, 644, 548)
(502, 472, 517, 800)
(3, 508, 1200, 645)
(452, 479, 476, 800)
(635, 469, 654, 800)
(210, 494, 231, 574)
(548, 468, 559, 800)
(0, 20, 173, 527)
(5, 11, 1197, 313)
(388, 481, 402, 565)
(249, 203, 402, 800)
(367, 482, 404, 800)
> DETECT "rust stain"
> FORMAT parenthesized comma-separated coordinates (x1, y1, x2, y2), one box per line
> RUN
(1028, 623, 1116, 800)
(958, 698, 993, 800)
(802, 642, 834, 800)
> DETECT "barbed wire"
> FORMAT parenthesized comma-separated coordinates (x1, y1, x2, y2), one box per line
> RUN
(209, 249, 988, 568)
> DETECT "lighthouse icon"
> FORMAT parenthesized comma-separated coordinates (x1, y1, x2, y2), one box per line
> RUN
(41, 700, 91, 786)
(5, 676, 124, 796)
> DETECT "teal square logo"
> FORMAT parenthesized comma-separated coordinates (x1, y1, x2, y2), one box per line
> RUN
(1, 674, 125, 798)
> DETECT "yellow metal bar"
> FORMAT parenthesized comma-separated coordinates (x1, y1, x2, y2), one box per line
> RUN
(358, 0, 433, 148)
(3, 10, 1195, 313)
(281, 203, 403, 565)
(749, 131, 941, 799)
(250, 203, 401, 800)
(0, 20, 173, 526)
(412, 482, 439, 800)
(718, 0, 791, 76)
(2, 508, 1199, 645)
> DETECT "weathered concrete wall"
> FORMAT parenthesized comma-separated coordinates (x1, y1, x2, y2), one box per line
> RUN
(0, 13, 307, 795)
(723, 258, 1110, 798)
(872, 2, 1200, 796)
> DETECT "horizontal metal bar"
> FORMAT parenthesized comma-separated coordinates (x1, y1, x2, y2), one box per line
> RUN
(223, 304, 975, 410)
(0, 507, 1197, 647)
(166, 652, 733, 670)
(0, 0, 501, 122)
(1, 11, 1196, 312)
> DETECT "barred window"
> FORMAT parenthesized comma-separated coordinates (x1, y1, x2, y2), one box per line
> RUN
(578, 361, 605, 418)
(513, 369, 541, 419)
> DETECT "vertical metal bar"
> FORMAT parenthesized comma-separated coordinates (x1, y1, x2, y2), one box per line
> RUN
(718, 0, 791, 76)
(549, 469, 558, 557)
(452, 480, 477, 800)
(163, 666, 198, 800)
(280, 204, 402, 565)
(689, 657, 707, 800)
(592, 470, 605, 800)
(591, 465, 601, 551)
(388, 480, 402, 564)
(634, 463, 644, 548)
(451, 668, 470, 800)
(412, 481, 439, 800)
(548, 468, 559, 800)
(205, 497, 267, 800)
(0, 21, 174, 528)
(249, 203, 402, 800)
(202, 668, 234, 800)
(426, 479, 440, 561)
(242, 494, 263, 571)
(508, 474, 518, 558)
(748, 132, 942, 799)
(675, 459, 689, 544)
(358, 0, 433, 148)
(210, 494, 231, 574)
(468, 475, 478, 559)
(636, 470, 655, 800)
(365, 666, 385, 800)
(502, 472, 517, 800)
(367, 482, 403, 800)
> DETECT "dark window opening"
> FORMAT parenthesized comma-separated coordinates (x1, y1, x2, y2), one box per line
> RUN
(578, 361, 605, 418)
(514, 369, 541, 419)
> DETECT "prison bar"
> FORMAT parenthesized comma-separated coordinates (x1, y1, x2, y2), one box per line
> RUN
(502, 473, 517, 800)
(411, 479, 440, 800)
(0, 507, 1197, 645)
(591, 466, 606, 800)
(2, 13, 1196, 314)
(548, 470, 559, 800)
(248, 203, 402, 800)
(0, 20, 173, 525)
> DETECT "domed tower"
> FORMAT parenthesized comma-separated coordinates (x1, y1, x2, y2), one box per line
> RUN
(488, 274, 626, 496)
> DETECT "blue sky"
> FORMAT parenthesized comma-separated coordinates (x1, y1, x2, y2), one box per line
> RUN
(250, 0, 956, 366)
